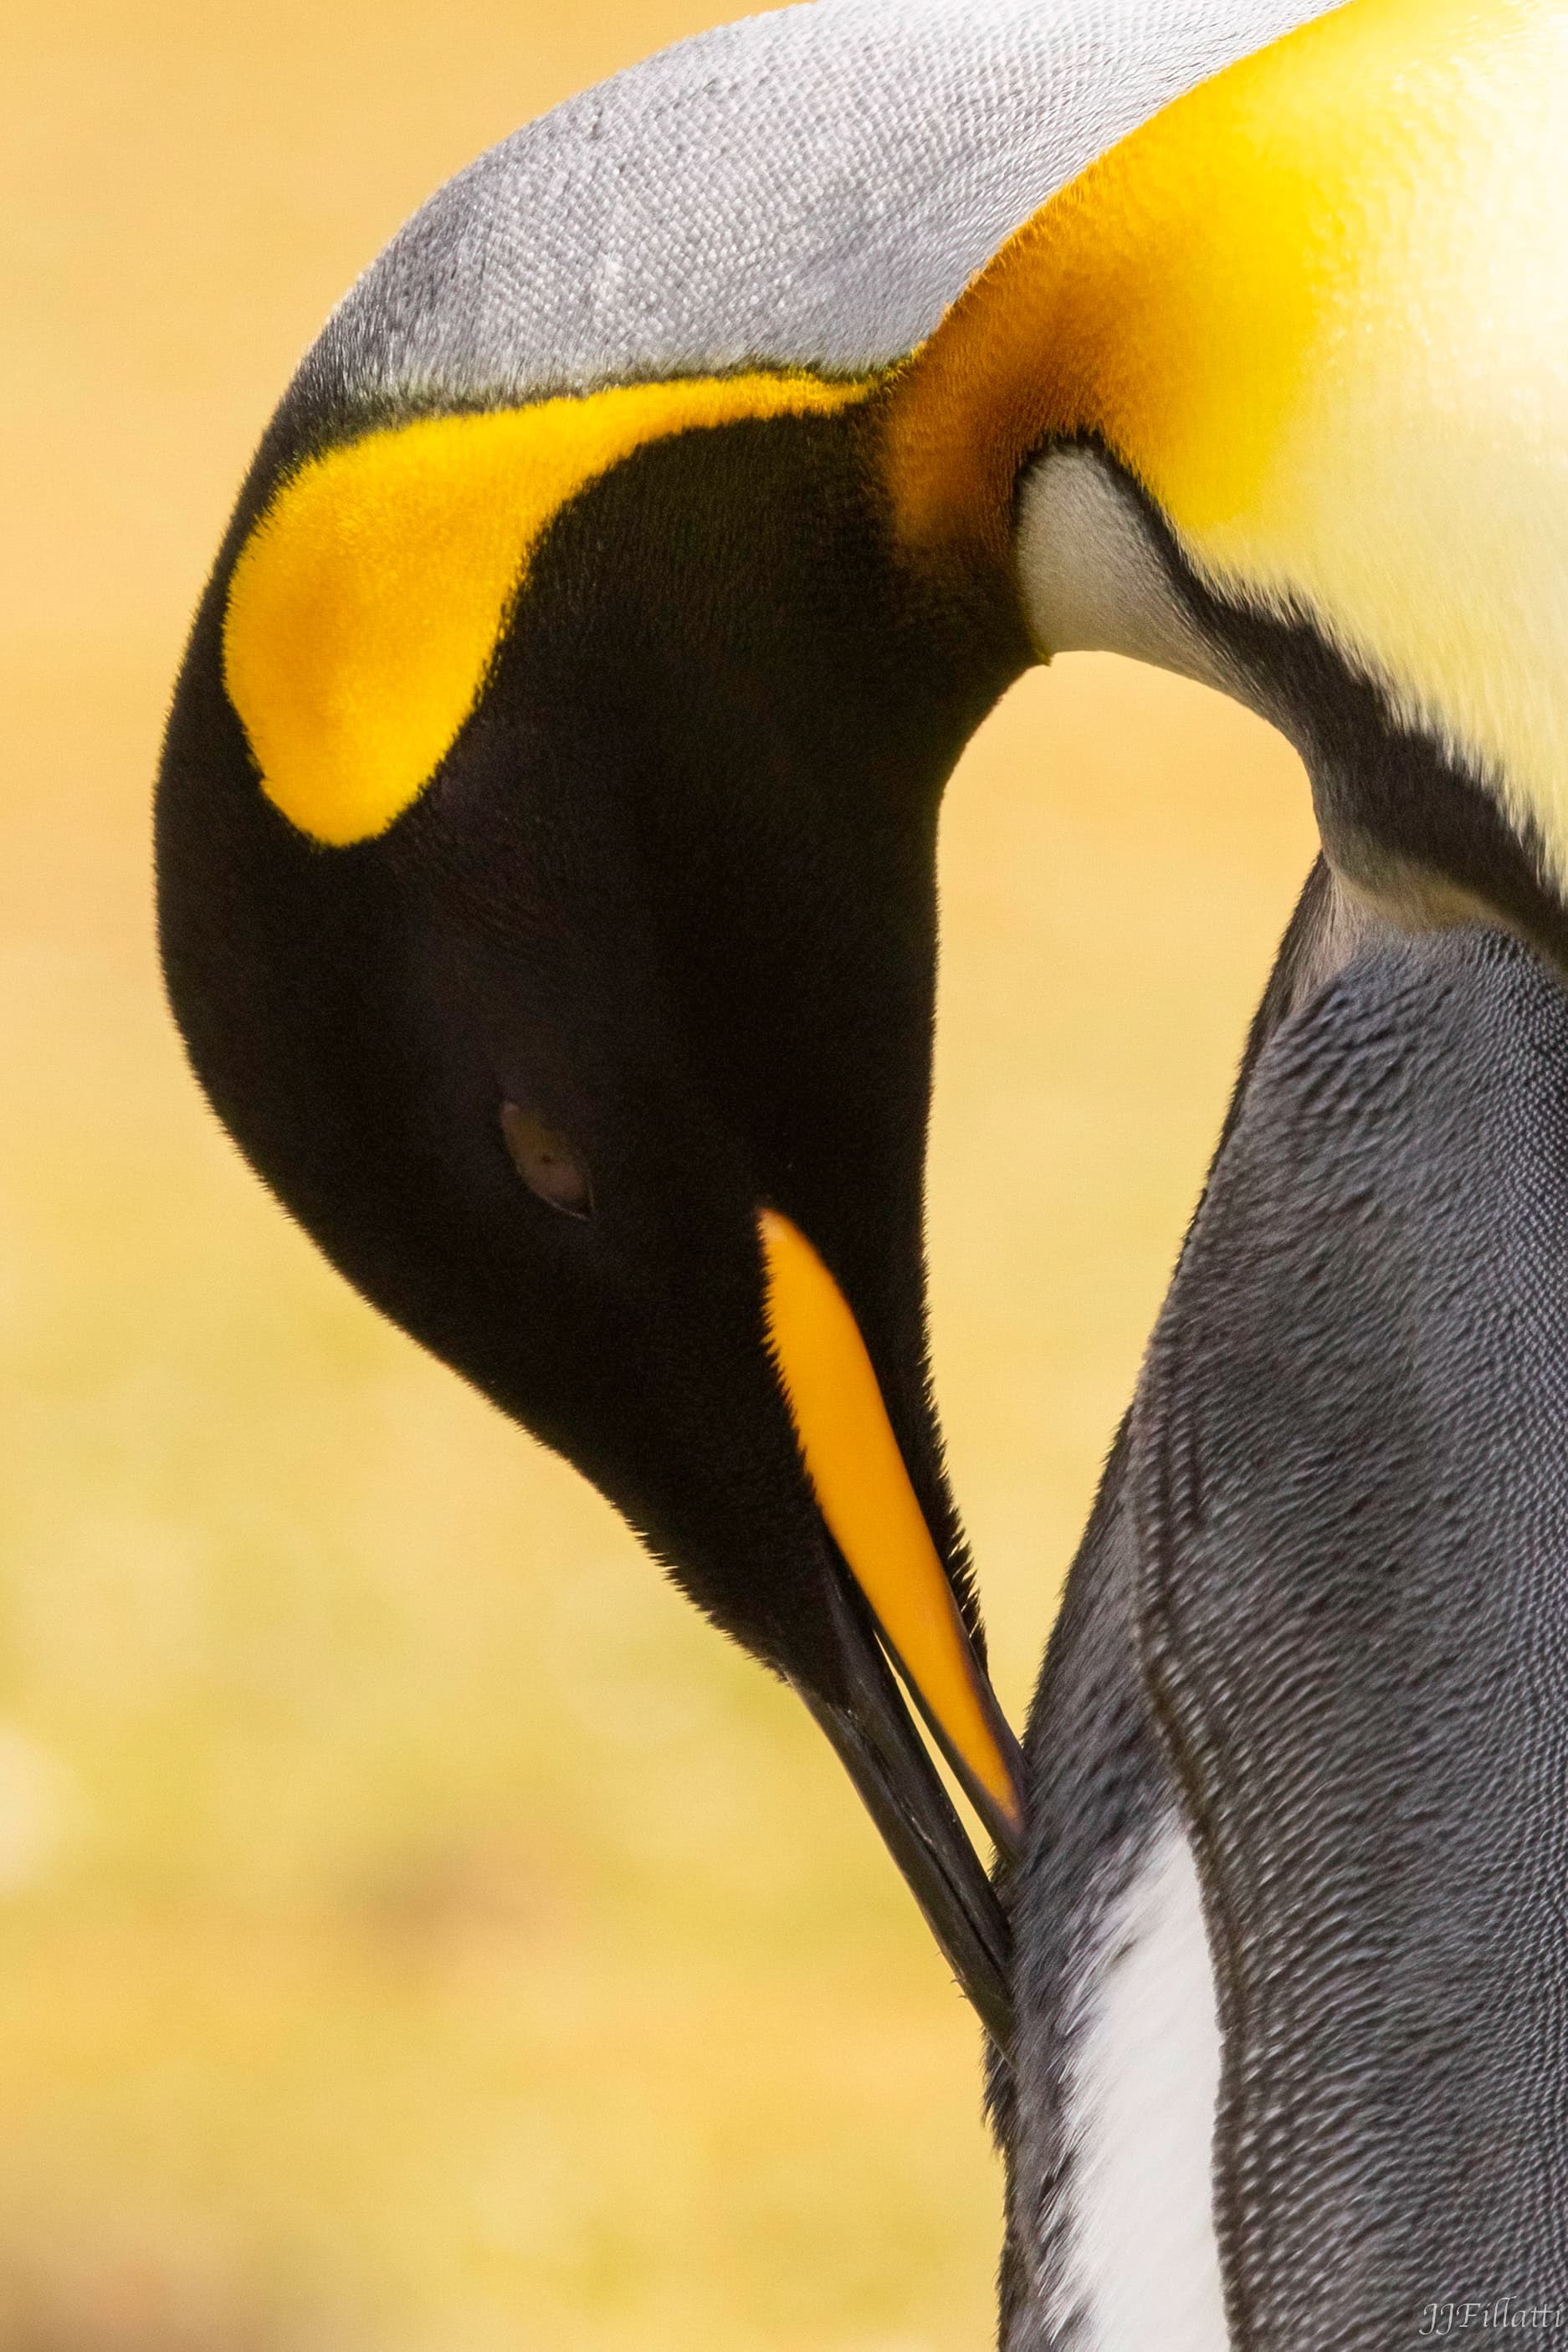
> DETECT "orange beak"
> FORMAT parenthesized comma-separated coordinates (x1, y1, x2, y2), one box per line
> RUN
(759, 1208, 1023, 1855)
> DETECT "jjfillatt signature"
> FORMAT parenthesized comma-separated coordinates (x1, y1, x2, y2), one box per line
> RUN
(1421, 2303, 1567, 2335)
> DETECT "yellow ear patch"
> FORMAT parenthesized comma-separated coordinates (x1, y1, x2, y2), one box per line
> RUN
(223, 372, 870, 847)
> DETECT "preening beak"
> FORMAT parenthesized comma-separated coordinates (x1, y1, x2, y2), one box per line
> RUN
(801, 1574, 1015, 2056)
(761, 1208, 1022, 2052)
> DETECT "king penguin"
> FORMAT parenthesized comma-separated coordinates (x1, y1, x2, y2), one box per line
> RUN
(156, 0, 1568, 2340)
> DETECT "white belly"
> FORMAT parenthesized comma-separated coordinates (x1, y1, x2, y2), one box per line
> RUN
(1060, 1820, 1229, 2350)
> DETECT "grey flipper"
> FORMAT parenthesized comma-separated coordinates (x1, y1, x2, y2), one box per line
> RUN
(1002, 915, 1568, 2344)
(997, 1417, 1182, 2349)
(1140, 927, 1568, 2340)
(997, 863, 1360, 2348)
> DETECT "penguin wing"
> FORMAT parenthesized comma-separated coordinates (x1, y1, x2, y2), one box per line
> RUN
(1138, 925, 1568, 2335)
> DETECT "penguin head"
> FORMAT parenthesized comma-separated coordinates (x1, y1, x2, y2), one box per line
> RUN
(157, 0, 1568, 2053)
(157, 376, 1027, 2044)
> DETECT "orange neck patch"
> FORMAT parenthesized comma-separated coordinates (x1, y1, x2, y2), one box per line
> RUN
(880, 0, 1509, 557)
(884, 0, 1568, 879)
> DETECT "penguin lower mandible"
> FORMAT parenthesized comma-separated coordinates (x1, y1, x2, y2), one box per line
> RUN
(156, 0, 1568, 2334)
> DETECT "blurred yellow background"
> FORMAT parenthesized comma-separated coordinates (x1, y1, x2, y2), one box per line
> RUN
(1, 3, 1318, 2345)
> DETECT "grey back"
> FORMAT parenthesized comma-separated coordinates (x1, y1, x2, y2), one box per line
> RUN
(293, 0, 1344, 421)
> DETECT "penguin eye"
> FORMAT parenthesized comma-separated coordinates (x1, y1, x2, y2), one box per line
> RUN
(500, 1101, 594, 1218)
